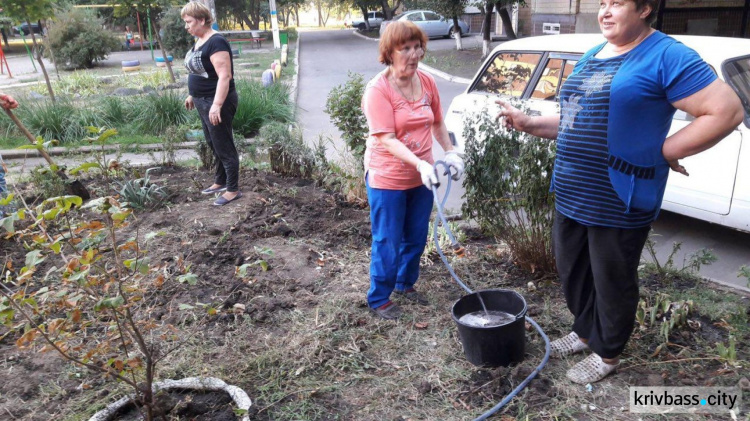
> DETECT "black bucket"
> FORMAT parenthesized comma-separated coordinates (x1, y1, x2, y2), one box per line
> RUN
(451, 289, 527, 367)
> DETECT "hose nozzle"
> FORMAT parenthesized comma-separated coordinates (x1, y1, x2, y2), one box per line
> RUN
(452, 244, 466, 258)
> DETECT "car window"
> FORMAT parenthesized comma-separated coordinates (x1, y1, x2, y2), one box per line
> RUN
(375, 12, 384, 19)
(423, 12, 440, 21)
(723, 56, 750, 127)
(531, 58, 578, 101)
(406, 12, 424, 22)
(472, 52, 542, 97)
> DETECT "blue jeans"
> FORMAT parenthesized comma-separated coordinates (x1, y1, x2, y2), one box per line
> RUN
(367, 180, 434, 309)
(0, 165, 6, 196)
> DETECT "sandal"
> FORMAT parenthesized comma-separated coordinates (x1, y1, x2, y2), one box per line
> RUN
(201, 185, 227, 195)
(566, 353, 619, 384)
(370, 301, 402, 320)
(550, 332, 589, 358)
(394, 288, 429, 306)
(212, 192, 242, 206)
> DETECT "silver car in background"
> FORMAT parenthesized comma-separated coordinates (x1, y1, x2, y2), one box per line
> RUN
(380, 10, 469, 39)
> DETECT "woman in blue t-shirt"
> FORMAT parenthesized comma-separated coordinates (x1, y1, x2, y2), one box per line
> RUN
(181, 2, 241, 206)
(496, 0, 743, 384)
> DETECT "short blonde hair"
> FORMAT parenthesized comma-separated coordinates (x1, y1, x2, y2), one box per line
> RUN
(181, 2, 213, 26)
(378, 21, 428, 66)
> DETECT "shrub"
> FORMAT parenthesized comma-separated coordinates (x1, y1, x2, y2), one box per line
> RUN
(29, 166, 67, 200)
(16, 100, 87, 144)
(98, 96, 138, 127)
(260, 122, 314, 178)
(46, 8, 121, 69)
(325, 71, 368, 170)
(117, 168, 170, 211)
(461, 105, 556, 276)
(133, 91, 196, 133)
(159, 7, 194, 56)
(233, 79, 294, 138)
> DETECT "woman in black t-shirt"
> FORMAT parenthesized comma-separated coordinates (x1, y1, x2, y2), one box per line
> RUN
(181, 2, 241, 206)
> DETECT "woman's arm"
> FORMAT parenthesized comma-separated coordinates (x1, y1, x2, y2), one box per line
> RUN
(663, 79, 744, 164)
(373, 133, 422, 168)
(496, 100, 560, 139)
(432, 119, 454, 153)
(208, 50, 233, 126)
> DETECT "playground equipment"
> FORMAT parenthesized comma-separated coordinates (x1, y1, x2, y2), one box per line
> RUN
(122, 59, 141, 72)
(155, 55, 173, 67)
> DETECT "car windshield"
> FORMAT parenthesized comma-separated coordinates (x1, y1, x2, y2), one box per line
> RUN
(723, 56, 750, 127)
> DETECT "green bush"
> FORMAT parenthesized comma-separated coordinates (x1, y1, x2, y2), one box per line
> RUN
(46, 8, 121, 69)
(461, 105, 557, 276)
(16, 100, 87, 144)
(133, 91, 196, 133)
(260, 122, 313, 178)
(324, 71, 367, 170)
(159, 7, 194, 56)
(98, 96, 137, 127)
(233, 79, 294, 137)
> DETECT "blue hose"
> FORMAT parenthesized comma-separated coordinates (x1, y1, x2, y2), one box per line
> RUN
(430, 160, 551, 420)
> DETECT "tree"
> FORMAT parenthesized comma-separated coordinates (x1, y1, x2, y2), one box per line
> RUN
(379, 0, 401, 20)
(47, 8, 121, 69)
(0, 0, 56, 101)
(476, 1, 525, 57)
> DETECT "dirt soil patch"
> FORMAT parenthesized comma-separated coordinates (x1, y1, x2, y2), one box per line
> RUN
(1, 165, 749, 420)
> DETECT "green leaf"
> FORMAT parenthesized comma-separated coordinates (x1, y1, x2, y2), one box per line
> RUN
(96, 128, 119, 143)
(0, 216, 15, 234)
(178, 303, 194, 310)
(177, 273, 198, 285)
(42, 207, 60, 220)
(24, 250, 45, 268)
(0, 194, 13, 206)
(258, 260, 269, 272)
(69, 162, 102, 175)
(50, 241, 62, 254)
(94, 296, 125, 311)
(123, 258, 150, 275)
(68, 268, 90, 283)
(15, 144, 42, 150)
(145, 231, 165, 241)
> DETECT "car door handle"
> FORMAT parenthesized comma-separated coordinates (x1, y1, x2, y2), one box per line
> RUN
(528, 110, 542, 117)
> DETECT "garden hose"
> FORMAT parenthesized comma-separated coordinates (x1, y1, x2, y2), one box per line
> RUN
(430, 160, 551, 421)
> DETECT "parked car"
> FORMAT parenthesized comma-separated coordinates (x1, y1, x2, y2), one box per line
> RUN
(445, 34, 750, 233)
(352, 11, 384, 31)
(13, 23, 42, 35)
(380, 10, 469, 39)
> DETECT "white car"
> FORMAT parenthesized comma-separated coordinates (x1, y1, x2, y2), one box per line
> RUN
(445, 34, 750, 233)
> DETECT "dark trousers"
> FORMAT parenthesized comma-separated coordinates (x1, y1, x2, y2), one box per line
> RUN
(553, 211, 650, 359)
(194, 91, 240, 192)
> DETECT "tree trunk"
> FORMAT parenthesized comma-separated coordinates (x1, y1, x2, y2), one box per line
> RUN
(317, 1, 324, 27)
(295, 6, 300, 27)
(482, 3, 494, 58)
(452, 16, 463, 50)
(27, 18, 55, 102)
(40, 19, 60, 79)
(149, 15, 176, 83)
(496, 4, 517, 39)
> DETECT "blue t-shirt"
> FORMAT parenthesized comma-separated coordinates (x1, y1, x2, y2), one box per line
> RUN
(554, 31, 716, 228)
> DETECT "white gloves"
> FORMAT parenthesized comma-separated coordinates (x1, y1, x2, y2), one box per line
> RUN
(444, 151, 465, 181)
(416, 160, 439, 190)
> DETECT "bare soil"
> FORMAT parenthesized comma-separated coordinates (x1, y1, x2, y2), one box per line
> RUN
(1, 165, 749, 420)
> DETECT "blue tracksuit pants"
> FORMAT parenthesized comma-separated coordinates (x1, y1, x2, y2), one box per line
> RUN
(367, 181, 433, 309)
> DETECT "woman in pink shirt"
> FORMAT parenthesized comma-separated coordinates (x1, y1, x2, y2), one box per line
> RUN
(362, 21, 464, 320)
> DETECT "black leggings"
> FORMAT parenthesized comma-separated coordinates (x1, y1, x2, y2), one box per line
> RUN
(553, 211, 650, 359)
(194, 91, 239, 192)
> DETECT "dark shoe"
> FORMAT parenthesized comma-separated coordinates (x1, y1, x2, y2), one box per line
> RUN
(212, 192, 242, 206)
(394, 288, 429, 305)
(370, 302, 402, 320)
(201, 185, 227, 195)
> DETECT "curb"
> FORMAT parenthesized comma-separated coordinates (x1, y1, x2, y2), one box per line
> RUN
(292, 34, 301, 106)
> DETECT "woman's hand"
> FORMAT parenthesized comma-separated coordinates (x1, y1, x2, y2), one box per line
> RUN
(496, 100, 531, 132)
(0, 93, 19, 110)
(209, 103, 222, 125)
(184, 95, 194, 111)
(667, 159, 689, 176)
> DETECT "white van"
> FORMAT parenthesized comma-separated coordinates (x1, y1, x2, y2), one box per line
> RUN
(445, 34, 750, 233)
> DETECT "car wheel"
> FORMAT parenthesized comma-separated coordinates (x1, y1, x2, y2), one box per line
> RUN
(449, 26, 462, 38)
(357, 23, 366, 31)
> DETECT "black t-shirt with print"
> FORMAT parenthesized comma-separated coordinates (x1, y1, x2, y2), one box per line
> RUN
(185, 33, 235, 98)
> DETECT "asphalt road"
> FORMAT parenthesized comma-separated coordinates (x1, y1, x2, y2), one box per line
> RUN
(296, 29, 750, 291)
